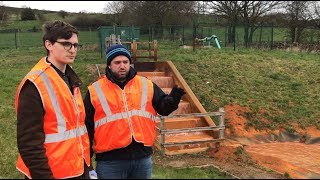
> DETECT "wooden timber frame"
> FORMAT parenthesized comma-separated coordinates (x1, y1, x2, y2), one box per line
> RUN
(134, 61, 225, 155)
(123, 40, 158, 63)
(157, 109, 225, 155)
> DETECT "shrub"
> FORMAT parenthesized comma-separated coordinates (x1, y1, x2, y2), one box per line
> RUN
(21, 7, 36, 21)
(69, 14, 110, 28)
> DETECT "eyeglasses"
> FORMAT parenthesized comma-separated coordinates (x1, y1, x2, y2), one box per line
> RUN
(55, 41, 82, 51)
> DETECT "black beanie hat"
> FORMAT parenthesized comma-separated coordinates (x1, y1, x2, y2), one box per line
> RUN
(106, 44, 131, 65)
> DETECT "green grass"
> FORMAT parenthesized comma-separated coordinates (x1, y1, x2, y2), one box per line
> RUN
(152, 164, 232, 179)
(0, 20, 42, 31)
(0, 30, 99, 49)
(0, 41, 319, 178)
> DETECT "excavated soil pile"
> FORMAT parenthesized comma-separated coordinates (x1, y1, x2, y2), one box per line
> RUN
(209, 104, 320, 179)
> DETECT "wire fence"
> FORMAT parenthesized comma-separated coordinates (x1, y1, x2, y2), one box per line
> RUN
(0, 25, 319, 52)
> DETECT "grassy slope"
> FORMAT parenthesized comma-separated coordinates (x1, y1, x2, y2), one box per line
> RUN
(158, 42, 320, 131)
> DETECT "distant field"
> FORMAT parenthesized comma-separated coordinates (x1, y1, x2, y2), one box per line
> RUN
(0, 30, 99, 49)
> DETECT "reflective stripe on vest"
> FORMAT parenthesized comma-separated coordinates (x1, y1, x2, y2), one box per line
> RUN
(92, 76, 156, 129)
(27, 70, 86, 143)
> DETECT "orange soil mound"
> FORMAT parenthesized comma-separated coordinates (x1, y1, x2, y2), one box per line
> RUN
(213, 104, 320, 179)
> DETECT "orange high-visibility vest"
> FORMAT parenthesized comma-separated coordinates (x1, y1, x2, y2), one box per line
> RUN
(88, 75, 157, 153)
(15, 58, 90, 179)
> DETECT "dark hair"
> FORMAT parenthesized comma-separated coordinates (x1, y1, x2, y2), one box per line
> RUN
(42, 20, 78, 55)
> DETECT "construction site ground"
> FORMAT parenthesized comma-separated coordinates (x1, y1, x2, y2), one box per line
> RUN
(153, 104, 320, 179)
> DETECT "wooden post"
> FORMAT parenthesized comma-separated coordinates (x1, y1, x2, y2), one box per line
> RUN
(259, 24, 262, 49)
(15, 29, 18, 49)
(153, 40, 158, 61)
(160, 116, 165, 155)
(132, 40, 137, 63)
(270, 23, 274, 50)
(218, 107, 225, 140)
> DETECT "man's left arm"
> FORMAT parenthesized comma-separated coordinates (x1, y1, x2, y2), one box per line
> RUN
(152, 83, 185, 116)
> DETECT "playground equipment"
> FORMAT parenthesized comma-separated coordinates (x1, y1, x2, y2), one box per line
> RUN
(196, 35, 221, 49)
(105, 34, 158, 63)
(105, 34, 121, 49)
(98, 26, 140, 58)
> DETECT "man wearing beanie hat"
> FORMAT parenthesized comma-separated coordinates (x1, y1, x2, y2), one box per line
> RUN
(84, 44, 186, 179)
(106, 44, 132, 66)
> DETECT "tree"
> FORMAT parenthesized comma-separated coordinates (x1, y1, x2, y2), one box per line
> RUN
(104, 1, 195, 26)
(58, 10, 68, 19)
(311, 1, 320, 28)
(206, 1, 282, 46)
(0, 5, 9, 23)
(206, 1, 242, 43)
(104, 1, 125, 25)
(69, 13, 110, 28)
(21, 7, 36, 21)
(36, 12, 46, 22)
(239, 1, 282, 46)
(284, 1, 313, 43)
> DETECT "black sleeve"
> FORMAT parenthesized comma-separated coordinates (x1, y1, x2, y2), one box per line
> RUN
(17, 80, 54, 178)
(84, 90, 95, 158)
(152, 83, 180, 116)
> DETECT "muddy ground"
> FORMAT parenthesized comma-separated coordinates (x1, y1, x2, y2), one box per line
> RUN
(153, 104, 320, 179)
(152, 147, 286, 179)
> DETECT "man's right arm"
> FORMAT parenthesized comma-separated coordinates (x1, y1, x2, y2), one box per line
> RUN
(17, 80, 53, 178)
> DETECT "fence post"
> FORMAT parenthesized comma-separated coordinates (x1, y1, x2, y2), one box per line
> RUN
(182, 25, 185, 45)
(218, 107, 225, 140)
(225, 26, 227, 47)
(153, 40, 157, 61)
(160, 116, 165, 155)
(233, 25, 236, 51)
(132, 40, 137, 63)
(131, 25, 135, 40)
(259, 24, 262, 49)
(172, 26, 175, 42)
(15, 29, 18, 49)
(98, 28, 103, 59)
(270, 23, 274, 50)
(89, 27, 92, 41)
(193, 21, 196, 52)
(148, 26, 151, 42)
(152, 27, 154, 42)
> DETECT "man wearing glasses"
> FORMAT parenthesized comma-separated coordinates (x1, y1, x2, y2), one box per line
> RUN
(15, 20, 97, 179)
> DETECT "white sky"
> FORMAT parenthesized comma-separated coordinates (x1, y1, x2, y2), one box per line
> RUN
(1, 1, 110, 13)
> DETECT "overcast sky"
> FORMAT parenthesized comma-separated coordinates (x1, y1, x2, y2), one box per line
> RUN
(1, 1, 109, 13)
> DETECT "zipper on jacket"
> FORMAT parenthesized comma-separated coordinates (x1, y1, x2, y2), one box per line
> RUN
(72, 91, 85, 160)
(121, 88, 134, 137)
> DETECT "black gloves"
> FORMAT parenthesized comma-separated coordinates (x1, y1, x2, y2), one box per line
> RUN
(169, 86, 186, 104)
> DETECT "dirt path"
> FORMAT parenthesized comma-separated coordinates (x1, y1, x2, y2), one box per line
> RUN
(152, 149, 286, 179)
(245, 142, 320, 179)
(221, 104, 320, 179)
